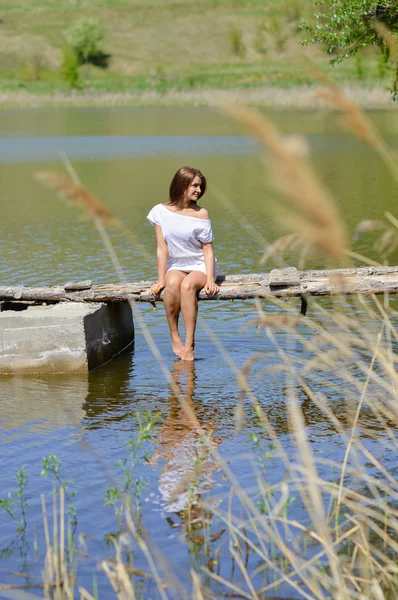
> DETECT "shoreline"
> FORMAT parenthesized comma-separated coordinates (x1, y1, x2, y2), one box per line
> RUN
(0, 85, 397, 110)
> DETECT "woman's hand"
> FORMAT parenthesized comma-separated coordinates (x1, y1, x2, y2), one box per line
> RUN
(204, 279, 220, 296)
(151, 280, 165, 297)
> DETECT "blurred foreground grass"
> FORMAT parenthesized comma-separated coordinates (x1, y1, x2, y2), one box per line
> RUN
(2, 77, 398, 599)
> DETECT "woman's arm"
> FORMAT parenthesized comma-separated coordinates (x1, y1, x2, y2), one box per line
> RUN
(151, 224, 168, 296)
(202, 242, 220, 296)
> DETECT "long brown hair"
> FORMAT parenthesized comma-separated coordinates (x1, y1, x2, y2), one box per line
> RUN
(169, 166, 207, 210)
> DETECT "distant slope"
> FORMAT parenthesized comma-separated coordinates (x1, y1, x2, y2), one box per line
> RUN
(0, 0, 389, 96)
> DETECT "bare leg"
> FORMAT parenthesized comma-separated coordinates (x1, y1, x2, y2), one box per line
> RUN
(180, 271, 207, 361)
(164, 270, 187, 357)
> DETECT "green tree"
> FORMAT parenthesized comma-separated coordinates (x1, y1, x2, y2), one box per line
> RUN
(62, 44, 81, 89)
(64, 18, 108, 66)
(301, 1, 398, 94)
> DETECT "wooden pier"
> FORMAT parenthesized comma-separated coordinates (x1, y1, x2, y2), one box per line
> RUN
(1, 266, 398, 305)
(2, 265, 397, 374)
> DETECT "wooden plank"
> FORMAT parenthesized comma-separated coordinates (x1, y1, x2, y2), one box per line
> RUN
(1, 266, 398, 304)
(64, 280, 92, 291)
(269, 267, 300, 287)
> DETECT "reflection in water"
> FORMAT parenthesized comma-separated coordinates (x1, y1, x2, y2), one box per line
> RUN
(153, 360, 220, 514)
(0, 375, 87, 436)
(83, 346, 135, 429)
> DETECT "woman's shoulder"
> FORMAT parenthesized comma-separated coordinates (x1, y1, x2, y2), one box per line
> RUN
(161, 203, 210, 221)
(194, 206, 210, 220)
(197, 206, 209, 218)
(147, 203, 164, 225)
(149, 203, 165, 215)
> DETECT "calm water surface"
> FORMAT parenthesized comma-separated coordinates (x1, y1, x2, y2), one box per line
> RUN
(1, 107, 398, 597)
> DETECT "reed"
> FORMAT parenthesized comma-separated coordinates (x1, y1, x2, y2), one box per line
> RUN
(3, 79, 398, 600)
(193, 90, 398, 599)
(35, 171, 118, 226)
(309, 61, 398, 188)
(41, 487, 76, 600)
(222, 102, 348, 261)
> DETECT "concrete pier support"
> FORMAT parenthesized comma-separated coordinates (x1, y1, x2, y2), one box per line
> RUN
(0, 302, 134, 374)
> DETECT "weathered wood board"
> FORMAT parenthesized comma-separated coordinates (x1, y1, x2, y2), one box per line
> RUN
(1, 266, 398, 304)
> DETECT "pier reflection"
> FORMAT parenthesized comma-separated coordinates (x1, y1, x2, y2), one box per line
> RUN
(0, 375, 87, 437)
(83, 345, 136, 429)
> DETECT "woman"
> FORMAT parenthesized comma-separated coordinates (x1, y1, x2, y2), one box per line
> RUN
(147, 166, 219, 361)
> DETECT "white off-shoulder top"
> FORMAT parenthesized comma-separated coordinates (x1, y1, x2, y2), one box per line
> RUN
(147, 203, 218, 275)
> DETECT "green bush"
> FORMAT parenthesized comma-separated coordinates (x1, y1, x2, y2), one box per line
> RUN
(254, 21, 267, 54)
(64, 18, 106, 66)
(61, 45, 81, 89)
(229, 25, 246, 59)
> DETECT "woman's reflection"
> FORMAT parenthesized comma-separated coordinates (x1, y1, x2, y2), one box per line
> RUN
(83, 346, 135, 429)
(151, 359, 221, 515)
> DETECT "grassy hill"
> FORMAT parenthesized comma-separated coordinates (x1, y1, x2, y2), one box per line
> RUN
(0, 0, 391, 100)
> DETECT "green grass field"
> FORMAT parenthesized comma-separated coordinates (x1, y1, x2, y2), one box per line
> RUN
(0, 0, 393, 102)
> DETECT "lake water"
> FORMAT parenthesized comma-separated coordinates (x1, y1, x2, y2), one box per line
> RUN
(1, 107, 398, 598)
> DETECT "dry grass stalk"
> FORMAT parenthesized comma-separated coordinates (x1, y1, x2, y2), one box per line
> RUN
(260, 232, 314, 268)
(211, 185, 271, 253)
(35, 172, 119, 226)
(309, 61, 398, 191)
(60, 151, 153, 263)
(244, 313, 302, 330)
(375, 228, 398, 255)
(253, 315, 398, 589)
(124, 511, 171, 600)
(291, 309, 398, 427)
(286, 390, 347, 597)
(191, 570, 204, 600)
(78, 587, 97, 600)
(223, 102, 347, 260)
(353, 218, 398, 256)
(353, 219, 387, 241)
(41, 488, 75, 600)
(186, 329, 336, 596)
(344, 249, 383, 267)
(199, 315, 292, 463)
(35, 167, 152, 267)
(213, 180, 313, 270)
(100, 554, 136, 600)
(309, 63, 383, 150)
(336, 331, 382, 515)
(209, 501, 326, 599)
(138, 109, 398, 597)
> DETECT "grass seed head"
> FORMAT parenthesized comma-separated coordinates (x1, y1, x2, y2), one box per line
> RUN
(223, 103, 347, 260)
(309, 63, 383, 150)
(35, 171, 119, 226)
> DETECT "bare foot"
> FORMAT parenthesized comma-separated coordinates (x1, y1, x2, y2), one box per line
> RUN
(181, 346, 195, 362)
(171, 336, 184, 358)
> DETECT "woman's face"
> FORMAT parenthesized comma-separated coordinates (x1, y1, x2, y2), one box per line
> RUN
(185, 175, 202, 202)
